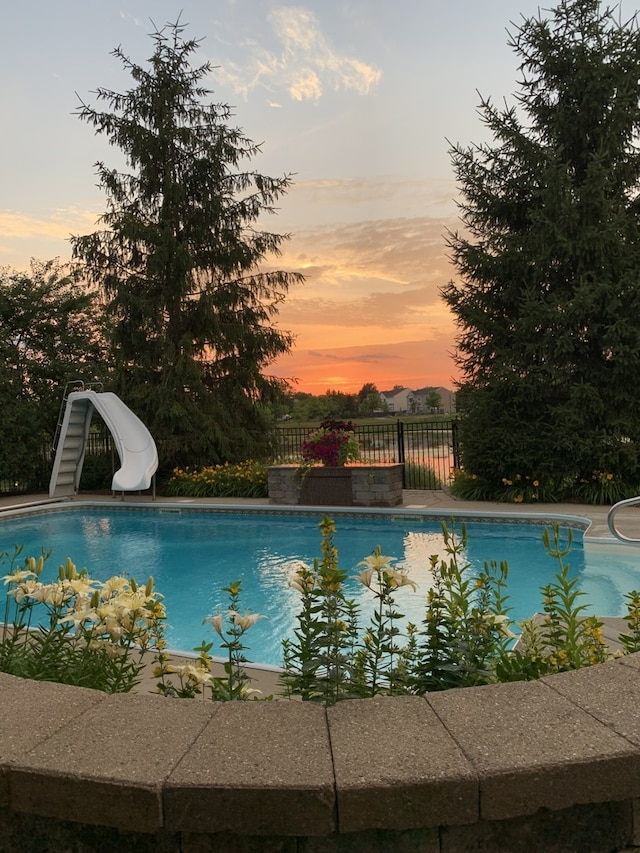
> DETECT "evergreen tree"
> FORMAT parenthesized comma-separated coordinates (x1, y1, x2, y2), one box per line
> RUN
(71, 20, 302, 472)
(442, 0, 640, 497)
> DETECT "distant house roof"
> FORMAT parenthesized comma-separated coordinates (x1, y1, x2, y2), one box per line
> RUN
(380, 388, 412, 398)
(413, 385, 448, 395)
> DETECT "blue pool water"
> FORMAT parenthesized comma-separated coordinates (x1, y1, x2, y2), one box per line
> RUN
(1, 507, 639, 667)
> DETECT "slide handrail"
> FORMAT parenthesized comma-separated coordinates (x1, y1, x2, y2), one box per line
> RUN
(52, 381, 104, 452)
(607, 495, 640, 543)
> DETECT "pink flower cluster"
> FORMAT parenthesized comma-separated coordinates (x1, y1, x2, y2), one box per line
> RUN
(301, 430, 350, 467)
(300, 419, 358, 467)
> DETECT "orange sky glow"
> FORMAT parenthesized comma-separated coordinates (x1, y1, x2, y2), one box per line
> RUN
(270, 336, 460, 395)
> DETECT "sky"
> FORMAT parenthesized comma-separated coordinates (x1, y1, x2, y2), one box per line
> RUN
(2, 0, 556, 394)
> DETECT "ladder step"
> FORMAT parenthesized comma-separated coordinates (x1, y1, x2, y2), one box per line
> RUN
(56, 472, 75, 486)
(66, 423, 86, 435)
(58, 457, 78, 471)
(61, 446, 81, 459)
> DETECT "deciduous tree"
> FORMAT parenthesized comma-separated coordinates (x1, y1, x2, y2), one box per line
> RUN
(0, 260, 107, 484)
(357, 382, 384, 416)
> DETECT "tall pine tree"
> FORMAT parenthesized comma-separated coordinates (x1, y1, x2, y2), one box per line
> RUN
(443, 0, 640, 498)
(71, 20, 302, 471)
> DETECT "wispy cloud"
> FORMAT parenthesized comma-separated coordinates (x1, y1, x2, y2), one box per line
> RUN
(274, 213, 454, 287)
(213, 6, 381, 102)
(0, 208, 100, 268)
(0, 208, 97, 241)
(308, 350, 401, 362)
(119, 11, 143, 28)
(265, 214, 458, 362)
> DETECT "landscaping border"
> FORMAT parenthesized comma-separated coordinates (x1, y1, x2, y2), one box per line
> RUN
(2, 655, 640, 851)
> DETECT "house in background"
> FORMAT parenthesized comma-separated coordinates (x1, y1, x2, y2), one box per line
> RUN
(379, 386, 456, 415)
(413, 386, 457, 415)
(379, 387, 415, 413)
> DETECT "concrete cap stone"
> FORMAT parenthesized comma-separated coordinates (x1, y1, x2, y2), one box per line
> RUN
(426, 678, 640, 821)
(542, 658, 640, 747)
(10, 692, 216, 833)
(164, 701, 335, 837)
(327, 695, 478, 833)
(0, 673, 107, 806)
(618, 651, 640, 672)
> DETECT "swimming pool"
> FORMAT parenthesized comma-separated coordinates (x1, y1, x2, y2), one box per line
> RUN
(0, 504, 638, 667)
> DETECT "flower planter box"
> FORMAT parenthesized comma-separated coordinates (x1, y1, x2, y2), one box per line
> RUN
(298, 466, 353, 506)
(267, 464, 404, 507)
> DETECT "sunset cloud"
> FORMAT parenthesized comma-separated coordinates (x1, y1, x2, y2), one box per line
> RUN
(271, 336, 459, 393)
(268, 213, 459, 355)
(213, 6, 381, 101)
(308, 350, 401, 363)
(0, 208, 99, 267)
(0, 208, 97, 241)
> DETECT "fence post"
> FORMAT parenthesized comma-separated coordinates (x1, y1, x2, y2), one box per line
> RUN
(396, 420, 406, 487)
(452, 420, 461, 470)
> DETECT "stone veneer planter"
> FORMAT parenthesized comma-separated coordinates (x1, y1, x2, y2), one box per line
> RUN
(267, 463, 404, 507)
(2, 657, 640, 850)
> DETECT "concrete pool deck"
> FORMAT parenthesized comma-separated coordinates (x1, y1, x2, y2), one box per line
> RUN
(2, 490, 640, 850)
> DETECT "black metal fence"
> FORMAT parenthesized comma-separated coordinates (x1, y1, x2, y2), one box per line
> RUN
(0, 431, 115, 496)
(274, 420, 459, 489)
(1, 420, 459, 496)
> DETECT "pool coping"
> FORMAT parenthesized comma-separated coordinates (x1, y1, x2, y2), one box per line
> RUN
(1, 493, 640, 849)
(0, 494, 595, 528)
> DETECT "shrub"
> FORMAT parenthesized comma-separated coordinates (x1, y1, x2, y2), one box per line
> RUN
(404, 461, 442, 489)
(571, 471, 638, 505)
(164, 460, 268, 498)
(154, 580, 265, 701)
(450, 468, 558, 503)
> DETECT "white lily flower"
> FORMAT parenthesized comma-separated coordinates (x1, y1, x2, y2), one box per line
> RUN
(12, 579, 42, 603)
(205, 612, 225, 636)
(384, 568, 418, 592)
(288, 569, 316, 594)
(1, 570, 35, 585)
(357, 550, 397, 573)
(101, 576, 129, 595)
(171, 664, 213, 685)
(483, 612, 516, 639)
(354, 567, 375, 589)
(228, 610, 265, 631)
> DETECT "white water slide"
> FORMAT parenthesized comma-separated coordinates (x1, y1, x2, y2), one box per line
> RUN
(49, 390, 159, 498)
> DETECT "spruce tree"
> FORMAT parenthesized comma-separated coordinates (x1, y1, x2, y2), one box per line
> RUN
(443, 0, 640, 498)
(71, 20, 302, 471)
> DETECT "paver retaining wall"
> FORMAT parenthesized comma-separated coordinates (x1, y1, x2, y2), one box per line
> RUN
(2, 657, 640, 851)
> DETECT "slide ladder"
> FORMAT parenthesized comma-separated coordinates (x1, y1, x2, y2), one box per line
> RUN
(49, 383, 158, 498)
